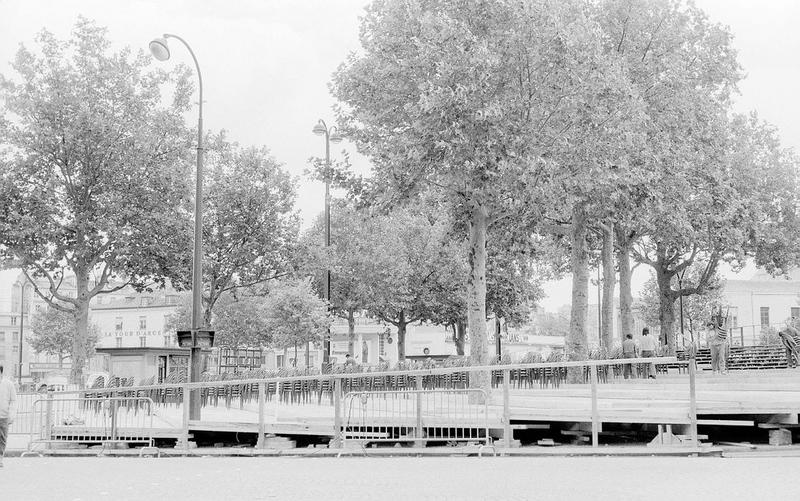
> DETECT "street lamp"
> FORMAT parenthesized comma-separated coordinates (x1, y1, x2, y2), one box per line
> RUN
(313, 119, 342, 366)
(18, 279, 31, 382)
(150, 33, 205, 420)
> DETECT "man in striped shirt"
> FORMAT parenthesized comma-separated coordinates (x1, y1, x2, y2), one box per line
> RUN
(778, 326, 799, 369)
(707, 318, 728, 375)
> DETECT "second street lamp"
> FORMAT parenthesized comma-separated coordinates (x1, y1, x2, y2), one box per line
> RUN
(313, 119, 342, 366)
(150, 33, 207, 420)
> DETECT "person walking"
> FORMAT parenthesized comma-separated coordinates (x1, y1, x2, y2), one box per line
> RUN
(621, 334, 637, 379)
(0, 364, 18, 467)
(639, 328, 657, 379)
(778, 326, 800, 368)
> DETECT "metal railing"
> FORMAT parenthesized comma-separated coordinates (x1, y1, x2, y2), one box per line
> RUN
(12, 356, 697, 451)
(342, 389, 490, 446)
(26, 393, 155, 452)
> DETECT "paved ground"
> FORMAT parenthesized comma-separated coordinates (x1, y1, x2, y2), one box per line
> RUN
(1, 456, 799, 500)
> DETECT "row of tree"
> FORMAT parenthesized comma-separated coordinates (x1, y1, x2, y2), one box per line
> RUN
(2, 2, 799, 381)
(328, 0, 800, 364)
(0, 19, 538, 381)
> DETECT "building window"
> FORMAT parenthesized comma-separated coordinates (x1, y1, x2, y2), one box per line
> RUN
(11, 316, 16, 326)
(163, 335, 173, 347)
(139, 316, 147, 330)
(379, 335, 385, 356)
(116, 337, 122, 348)
(760, 307, 770, 327)
(139, 336, 146, 348)
(791, 307, 800, 320)
(115, 317, 123, 331)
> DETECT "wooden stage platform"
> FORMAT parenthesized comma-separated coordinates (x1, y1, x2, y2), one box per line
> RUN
(25, 368, 800, 447)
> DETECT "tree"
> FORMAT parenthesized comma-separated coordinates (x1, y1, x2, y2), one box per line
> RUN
(636, 263, 725, 347)
(633, 113, 800, 351)
(165, 292, 272, 349)
(264, 279, 331, 367)
(174, 134, 300, 326)
(0, 19, 193, 382)
(332, 0, 633, 368)
(301, 200, 376, 356)
(29, 306, 99, 368)
(360, 207, 456, 361)
(595, 0, 783, 352)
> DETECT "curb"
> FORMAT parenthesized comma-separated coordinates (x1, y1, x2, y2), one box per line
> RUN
(4, 445, 723, 458)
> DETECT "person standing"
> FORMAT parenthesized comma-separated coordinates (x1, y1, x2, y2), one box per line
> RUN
(621, 334, 638, 379)
(707, 320, 728, 375)
(639, 328, 657, 379)
(0, 364, 18, 467)
(778, 326, 800, 368)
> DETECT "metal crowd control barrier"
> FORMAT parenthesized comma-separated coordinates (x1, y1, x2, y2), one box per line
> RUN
(26, 393, 157, 455)
(342, 389, 490, 446)
(11, 355, 695, 453)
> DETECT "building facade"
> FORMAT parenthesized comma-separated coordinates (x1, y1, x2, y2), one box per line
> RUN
(722, 268, 800, 345)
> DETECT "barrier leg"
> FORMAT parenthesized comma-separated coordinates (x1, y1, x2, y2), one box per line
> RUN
(257, 382, 266, 449)
(688, 361, 698, 447)
(590, 364, 599, 448)
(503, 370, 511, 449)
(180, 384, 191, 450)
(44, 390, 54, 450)
(415, 376, 425, 447)
(333, 379, 342, 448)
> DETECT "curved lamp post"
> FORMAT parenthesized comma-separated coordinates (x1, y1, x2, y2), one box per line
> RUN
(150, 34, 210, 420)
(313, 120, 342, 365)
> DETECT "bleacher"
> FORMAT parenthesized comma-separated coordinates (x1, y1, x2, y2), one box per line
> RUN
(677, 345, 789, 370)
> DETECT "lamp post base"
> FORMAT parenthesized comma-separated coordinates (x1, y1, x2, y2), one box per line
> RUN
(189, 346, 203, 420)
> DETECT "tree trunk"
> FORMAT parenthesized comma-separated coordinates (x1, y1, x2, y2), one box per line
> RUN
(567, 203, 589, 362)
(70, 269, 91, 385)
(601, 221, 616, 350)
(454, 319, 466, 356)
(495, 315, 502, 361)
(396, 309, 407, 361)
(467, 204, 489, 366)
(347, 309, 355, 356)
(616, 228, 635, 343)
(655, 256, 677, 353)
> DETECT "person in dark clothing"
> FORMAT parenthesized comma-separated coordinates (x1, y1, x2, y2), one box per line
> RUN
(621, 334, 637, 379)
(778, 326, 799, 368)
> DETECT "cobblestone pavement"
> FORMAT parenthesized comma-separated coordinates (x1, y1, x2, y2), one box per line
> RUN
(1, 456, 798, 501)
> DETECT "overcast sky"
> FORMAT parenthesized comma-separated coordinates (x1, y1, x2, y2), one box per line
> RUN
(1, 0, 797, 310)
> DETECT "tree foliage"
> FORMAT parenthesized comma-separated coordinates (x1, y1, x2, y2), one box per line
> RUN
(29, 306, 99, 366)
(0, 19, 193, 382)
(332, 0, 637, 368)
(264, 279, 331, 363)
(165, 292, 272, 349)
(179, 134, 300, 325)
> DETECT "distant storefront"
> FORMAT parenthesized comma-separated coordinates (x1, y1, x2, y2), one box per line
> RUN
(93, 347, 209, 383)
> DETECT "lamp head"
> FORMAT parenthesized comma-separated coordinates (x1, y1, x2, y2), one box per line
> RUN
(329, 129, 343, 143)
(312, 123, 327, 136)
(149, 37, 170, 61)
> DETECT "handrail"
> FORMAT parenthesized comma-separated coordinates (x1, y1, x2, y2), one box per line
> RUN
(48, 357, 680, 396)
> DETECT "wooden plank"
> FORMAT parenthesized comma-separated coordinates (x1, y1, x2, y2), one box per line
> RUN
(696, 419, 755, 427)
